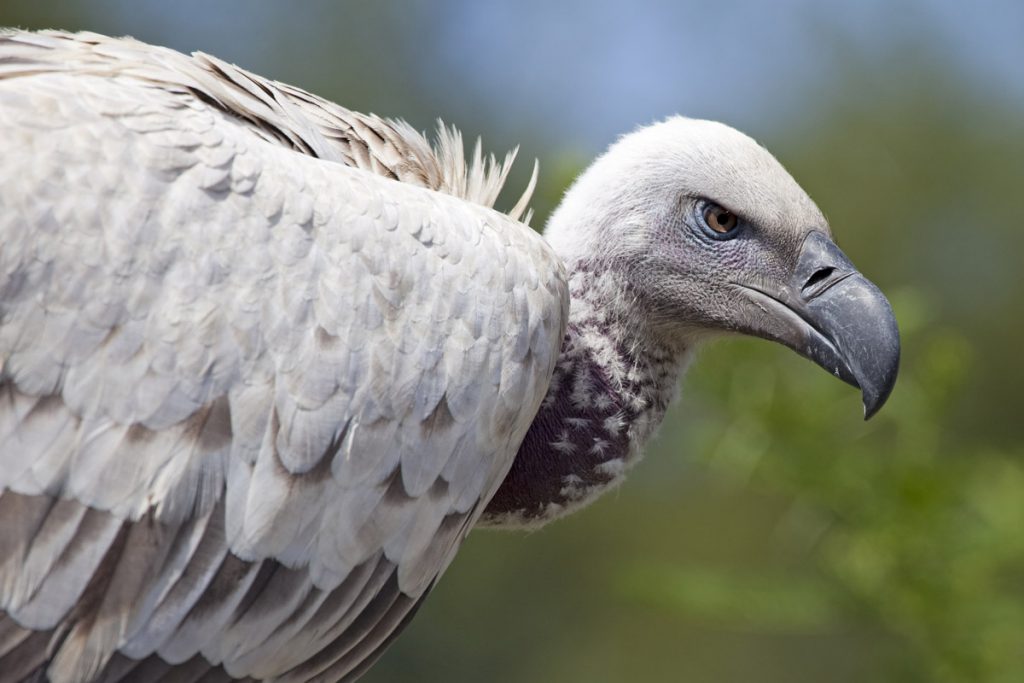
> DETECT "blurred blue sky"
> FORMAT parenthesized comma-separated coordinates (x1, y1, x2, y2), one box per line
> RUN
(426, 0, 1024, 145)
(20, 0, 1020, 151)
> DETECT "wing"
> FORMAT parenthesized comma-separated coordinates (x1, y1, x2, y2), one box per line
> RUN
(0, 31, 567, 683)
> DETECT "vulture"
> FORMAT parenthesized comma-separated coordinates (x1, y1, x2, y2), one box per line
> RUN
(0, 30, 900, 683)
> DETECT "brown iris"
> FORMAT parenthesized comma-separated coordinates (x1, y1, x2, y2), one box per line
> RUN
(703, 203, 739, 234)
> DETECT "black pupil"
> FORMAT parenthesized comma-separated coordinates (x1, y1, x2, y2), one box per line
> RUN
(715, 210, 732, 229)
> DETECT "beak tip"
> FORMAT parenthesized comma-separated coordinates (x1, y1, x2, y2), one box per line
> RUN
(859, 356, 899, 421)
(862, 397, 881, 421)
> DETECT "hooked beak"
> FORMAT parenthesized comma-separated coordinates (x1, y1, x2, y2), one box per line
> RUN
(733, 231, 900, 419)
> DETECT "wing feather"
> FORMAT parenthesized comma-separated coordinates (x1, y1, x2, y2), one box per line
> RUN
(11, 506, 123, 630)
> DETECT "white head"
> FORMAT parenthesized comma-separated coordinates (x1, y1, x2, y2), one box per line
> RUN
(543, 117, 899, 416)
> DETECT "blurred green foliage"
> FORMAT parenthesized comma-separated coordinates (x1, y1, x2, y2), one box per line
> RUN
(1, 2, 1021, 681)
(683, 298, 1024, 683)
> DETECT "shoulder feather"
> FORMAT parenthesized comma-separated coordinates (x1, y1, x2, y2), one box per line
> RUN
(0, 29, 537, 222)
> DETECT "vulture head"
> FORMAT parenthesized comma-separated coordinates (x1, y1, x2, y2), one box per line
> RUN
(544, 117, 900, 417)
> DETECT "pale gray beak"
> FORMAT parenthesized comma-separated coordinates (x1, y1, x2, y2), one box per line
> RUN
(735, 231, 900, 419)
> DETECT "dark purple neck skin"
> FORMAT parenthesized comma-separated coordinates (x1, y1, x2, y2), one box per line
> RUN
(479, 264, 690, 528)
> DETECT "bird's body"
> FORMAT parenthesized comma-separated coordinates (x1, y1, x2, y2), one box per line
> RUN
(0, 30, 899, 683)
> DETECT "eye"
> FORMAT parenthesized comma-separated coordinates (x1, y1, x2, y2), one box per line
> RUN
(702, 202, 739, 236)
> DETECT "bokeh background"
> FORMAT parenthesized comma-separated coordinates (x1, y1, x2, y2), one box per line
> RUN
(3, 1, 1022, 681)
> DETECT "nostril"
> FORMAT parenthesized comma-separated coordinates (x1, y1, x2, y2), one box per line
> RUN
(803, 266, 835, 293)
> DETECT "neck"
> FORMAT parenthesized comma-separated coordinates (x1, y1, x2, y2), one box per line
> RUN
(480, 262, 694, 528)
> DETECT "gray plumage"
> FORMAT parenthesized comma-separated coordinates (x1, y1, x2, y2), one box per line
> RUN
(0, 28, 900, 683)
